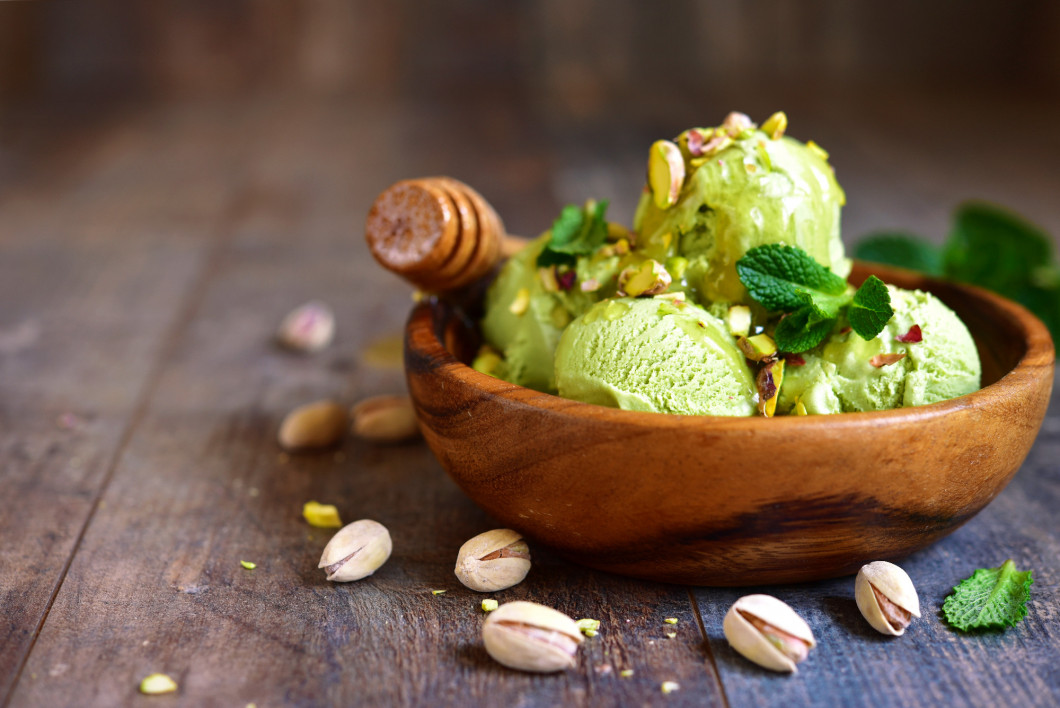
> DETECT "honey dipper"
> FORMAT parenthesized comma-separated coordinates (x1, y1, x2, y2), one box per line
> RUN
(364, 177, 524, 293)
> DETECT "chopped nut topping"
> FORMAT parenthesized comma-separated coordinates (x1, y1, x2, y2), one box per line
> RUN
(807, 140, 830, 161)
(509, 288, 530, 316)
(896, 325, 923, 343)
(761, 111, 788, 140)
(722, 111, 754, 135)
(661, 681, 680, 695)
(870, 353, 907, 368)
(580, 278, 601, 293)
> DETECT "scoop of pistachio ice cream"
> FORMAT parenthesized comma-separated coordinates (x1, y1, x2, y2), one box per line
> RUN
(777, 286, 981, 414)
(554, 297, 757, 416)
(634, 113, 849, 305)
(479, 232, 623, 392)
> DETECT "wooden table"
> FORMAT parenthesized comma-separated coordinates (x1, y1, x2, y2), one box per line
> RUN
(2, 94, 1058, 707)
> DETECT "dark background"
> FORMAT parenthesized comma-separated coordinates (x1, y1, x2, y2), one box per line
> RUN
(1, 0, 1058, 242)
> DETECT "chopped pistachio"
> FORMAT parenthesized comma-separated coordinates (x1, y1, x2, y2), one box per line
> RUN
(482, 598, 499, 612)
(472, 345, 503, 376)
(665, 256, 688, 281)
(538, 267, 559, 293)
(647, 139, 686, 210)
(761, 111, 788, 140)
(619, 669, 634, 678)
(807, 140, 830, 161)
(240, 560, 257, 570)
(509, 288, 530, 316)
(654, 291, 686, 302)
(794, 400, 809, 416)
(431, 589, 446, 596)
(727, 305, 752, 338)
(661, 681, 680, 695)
(665, 632, 677, 639)
(580, 278, 601, 293)
(575, 618, 601, 635)
(619, 259, 672, 297)
(664, 617, 679, 625)
(303, 501, 343, 528)
(139, 673, 178, 695)
(738, 334, 777, 362)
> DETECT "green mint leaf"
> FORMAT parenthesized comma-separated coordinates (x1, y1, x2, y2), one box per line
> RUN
(773, 306, 835, 353)
(848, 275, 894, 339)
(537, 200, 610, 267)
(737, 245, 848, 312)
(942, 560, 1034, 632)
(943, 202, 1052, 298)
(854, 233, 944, 276)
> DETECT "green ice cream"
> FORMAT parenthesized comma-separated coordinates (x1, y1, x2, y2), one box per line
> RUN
(634, 123, 849, 305)
(480, 232, 623, 392)
(554, 297, 756, 416)
(777, 286, 981, 414)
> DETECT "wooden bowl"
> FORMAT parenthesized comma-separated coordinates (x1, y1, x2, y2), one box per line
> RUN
(404, 262, 1054, 585)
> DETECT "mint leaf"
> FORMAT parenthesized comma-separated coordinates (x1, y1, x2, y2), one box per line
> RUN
(848, 275, 894, 339)
(737, 244, 848, 312)
(942, 560, 1034, 632)
(943, 202, 1052, 298)
(774, 306, 835, 353)
(854, 233, 943, 276)
(537, 200, 609, 267)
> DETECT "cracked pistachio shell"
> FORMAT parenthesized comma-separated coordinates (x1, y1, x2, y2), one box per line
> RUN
(482, 601, 582, 673)
(723, 594, 815, 673)
(855, 561, 921, 636)
(455, 529, 531, 592)
(318, 519, 392, 582)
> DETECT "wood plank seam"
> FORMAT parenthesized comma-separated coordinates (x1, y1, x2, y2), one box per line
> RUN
(0, 187, 256, 708)
(689, 588, 732, 708)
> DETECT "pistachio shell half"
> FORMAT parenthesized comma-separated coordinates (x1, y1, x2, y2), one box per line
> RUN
(723, 594, 815, 673)
(855, 561, 921, 636)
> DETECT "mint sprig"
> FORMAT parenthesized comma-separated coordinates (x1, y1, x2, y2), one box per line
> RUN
(942, 560, 1034, 632)
(736, 245, 893, 353)
(537, 200, 610, 267)
(854, 202, 1060, 353)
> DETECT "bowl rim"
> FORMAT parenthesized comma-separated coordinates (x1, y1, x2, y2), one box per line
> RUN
(406, 260, 1055, 430)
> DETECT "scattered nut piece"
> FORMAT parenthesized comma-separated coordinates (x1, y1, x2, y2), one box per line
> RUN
(278, 400, 347, 452)
(455, 529, 531, 592)
(722, 111, 754, 135)
(482, 599, 499, 613)
(756, 359, 785, 417)
(870, 353, 906, 368)
(806, 140, 829, 161)
(727, 305, 752, 337)
(277, 301, 335, 353)
(618, 259, 672, 297)
(139, 673, 178, 695)
(579, 278, 601, 293)
(509, 287, 531, 315)
(303, 501, 343, 528)
(664, 617, 678, 625)
(761, 111, 788, 140)
(240, 560, 256, 570)
(647, 139, 685, 210)
(482, 601, 583, 673)
(737, 333, 777, 362)
(723, 594, 815, 673)
(619, 669, 634, 678)
(351, 395, 420, 444)
(318, 519, 392, 582)
(575, 618, 600, 636)
(665, 632, 677, 639)
(661, 681, 680, 695)
(855, 561, 921, 636)
(431, 589, 447, 596)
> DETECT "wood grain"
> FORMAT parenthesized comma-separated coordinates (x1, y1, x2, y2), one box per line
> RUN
(405, 263, 1053, 585)
(1, 89, 1058, 707)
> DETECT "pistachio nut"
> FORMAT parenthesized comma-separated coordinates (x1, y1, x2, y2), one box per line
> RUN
(723, 594, 815, 673)
(855, 561, 921, 636)
(318, 519, 392, 582)
(277, 301, 335, 352)
(647, 139, 685, 210)
(351, 395, 420, 444)
(482, 601, 583, 673)
(454, 529, 531, 592)
(278, 400, 347, 452)
(618, 259, 672, 297)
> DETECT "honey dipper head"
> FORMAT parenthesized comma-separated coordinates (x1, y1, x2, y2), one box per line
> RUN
(365, 177, 505, 293)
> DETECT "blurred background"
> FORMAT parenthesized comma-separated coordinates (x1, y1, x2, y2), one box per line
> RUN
(1, 0, 1058, 242)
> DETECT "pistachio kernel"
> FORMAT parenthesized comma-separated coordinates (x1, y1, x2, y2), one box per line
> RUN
(139, 674, 178, 695)
(761, 111, 788, 140)
(618, 259, 672, 297)
(647, 139, 685, 210)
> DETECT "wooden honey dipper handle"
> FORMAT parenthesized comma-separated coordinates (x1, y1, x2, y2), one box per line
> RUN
(365, 177, 524, 293)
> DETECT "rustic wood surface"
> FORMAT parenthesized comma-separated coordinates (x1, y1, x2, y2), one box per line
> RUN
(1, 93, 1059, 707)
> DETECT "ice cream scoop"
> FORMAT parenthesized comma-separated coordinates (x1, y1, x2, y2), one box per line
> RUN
(554, 297, 756, 416)
(778, 286, 981, 414)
